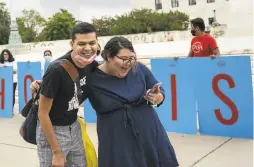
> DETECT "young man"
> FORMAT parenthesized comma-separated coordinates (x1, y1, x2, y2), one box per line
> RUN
(36, 22, 99, 167)
(188, 17, 220, 58)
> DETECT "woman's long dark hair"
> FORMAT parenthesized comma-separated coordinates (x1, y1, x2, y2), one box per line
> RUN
(0, 49, 15, 63)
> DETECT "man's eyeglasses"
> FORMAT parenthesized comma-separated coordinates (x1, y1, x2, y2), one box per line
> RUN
(115, 55, 136, 66)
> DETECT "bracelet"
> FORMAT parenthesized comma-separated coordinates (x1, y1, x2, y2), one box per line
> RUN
(151, 104, 157, 107)
(146, 100, 157, 107)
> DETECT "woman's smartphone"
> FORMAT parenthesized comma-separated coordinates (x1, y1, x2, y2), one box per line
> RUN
(148, 82, 163, 94)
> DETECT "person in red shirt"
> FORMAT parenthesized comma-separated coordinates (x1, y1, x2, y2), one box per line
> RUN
(188, 17, 220, 58)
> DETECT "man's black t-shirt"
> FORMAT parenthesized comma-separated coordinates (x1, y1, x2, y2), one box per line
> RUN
(40, 51, 96, 126)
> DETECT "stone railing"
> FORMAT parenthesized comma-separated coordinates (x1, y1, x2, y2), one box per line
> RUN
(1, 28, 251, 57)
(0, 30, 191, 55)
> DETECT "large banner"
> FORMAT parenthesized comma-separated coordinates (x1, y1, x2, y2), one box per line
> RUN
(1, 56, 252, 139)
(17, 62, 41, 113)
(82, 56, 253, 138)
(193, 56, 253, 138)
(0, 66, 13, 118)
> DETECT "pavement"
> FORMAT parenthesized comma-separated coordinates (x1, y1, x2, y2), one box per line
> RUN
(0, 105, 253, 167)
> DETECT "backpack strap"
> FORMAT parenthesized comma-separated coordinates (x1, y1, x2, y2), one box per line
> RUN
(59, 59, 79, 82)
(59, 59, 81, 103)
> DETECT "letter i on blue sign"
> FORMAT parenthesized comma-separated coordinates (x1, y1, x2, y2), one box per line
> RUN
(0, 66, 13, 118)
(151, 58, 197, 135)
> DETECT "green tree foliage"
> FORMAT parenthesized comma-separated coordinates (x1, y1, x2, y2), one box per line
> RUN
(92, 8, 189, 36)
(91, 16, 116, 36)
(11, 8, 189, 43)
(16, 9, 46, 43)
(0, 2, 11, 45)
(42, 9, 77, 41)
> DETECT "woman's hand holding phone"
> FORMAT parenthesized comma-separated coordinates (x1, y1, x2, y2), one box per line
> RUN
(144, 82, 163, 105)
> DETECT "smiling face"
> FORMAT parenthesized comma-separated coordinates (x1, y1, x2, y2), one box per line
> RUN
(70, 32, 98, 59)
(107, 48, 136, 78)
(101, 36, 137, 78)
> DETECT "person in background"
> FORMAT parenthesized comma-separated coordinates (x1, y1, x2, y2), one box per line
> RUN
(0, 49, 17, 111)
(167, 32, 174, 41)
(95, 44, 104, 64)
(188, 17, 220, 58)
(41, 50, 53, 76)
(44, 50, 52, 61)
(173, 17, 220, 60)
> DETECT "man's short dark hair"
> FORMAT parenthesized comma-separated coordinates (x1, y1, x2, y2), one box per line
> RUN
(191, 18, 205, 31)
(72, 22, 97, 41)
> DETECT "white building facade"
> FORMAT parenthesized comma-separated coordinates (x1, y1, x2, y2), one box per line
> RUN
(130, 0, 253, 36)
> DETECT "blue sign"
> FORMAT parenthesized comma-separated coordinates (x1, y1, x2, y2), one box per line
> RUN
(84, 100, 97, 123)
(151, 58, 197, 134)
(194, 56, 253, 139)
(18, 62, 41, 113)
(44, 62, 51, 75)
(0, 66, 13, 118)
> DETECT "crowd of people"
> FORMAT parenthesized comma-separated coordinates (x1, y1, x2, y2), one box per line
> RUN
(0, 17, 220, 167)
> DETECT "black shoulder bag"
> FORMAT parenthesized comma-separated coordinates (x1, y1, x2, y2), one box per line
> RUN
(19, 59, 80, 145)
